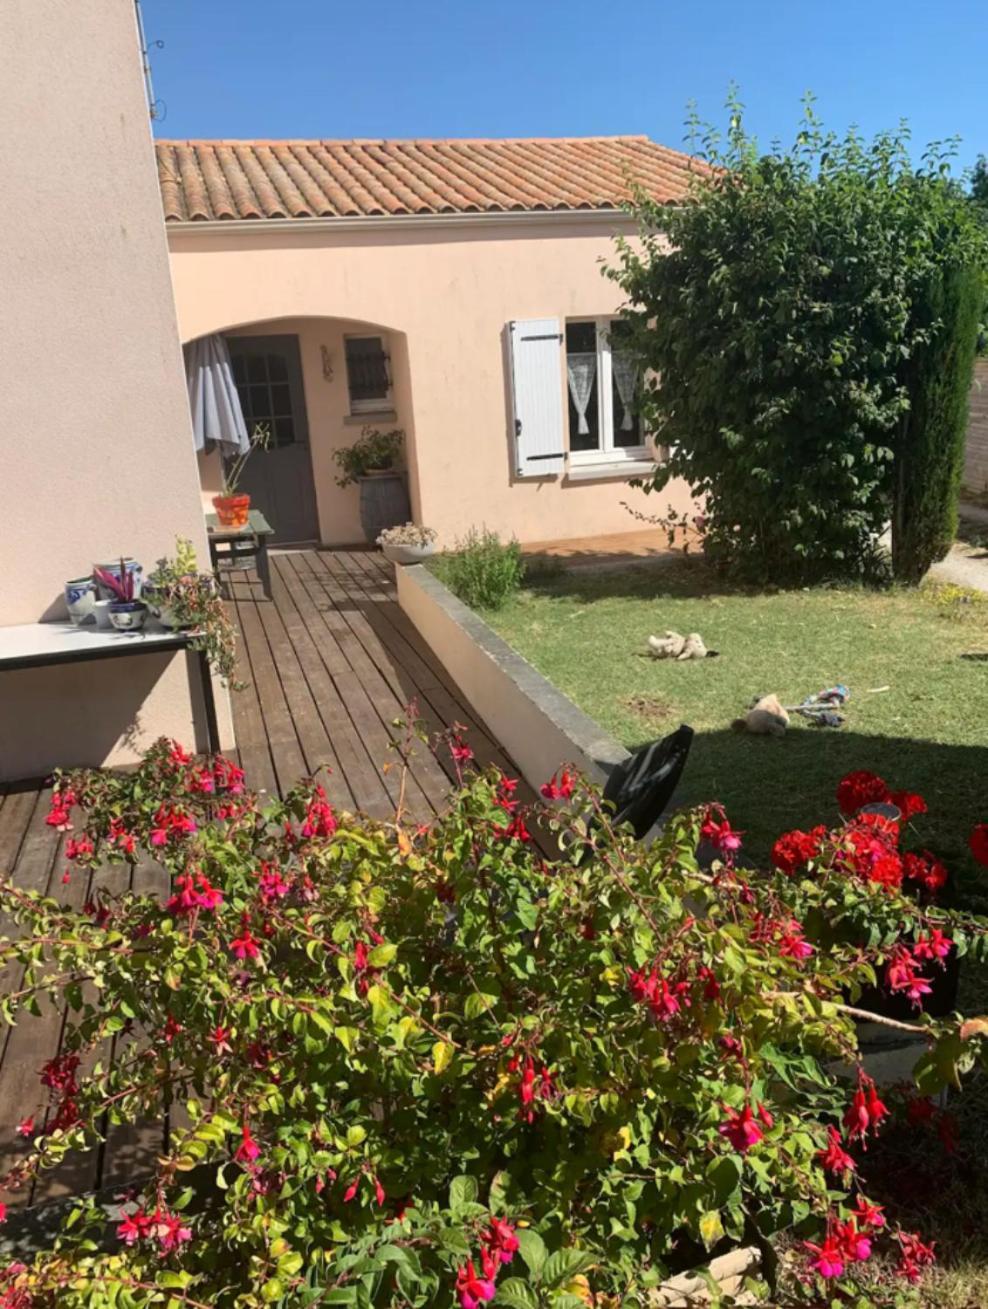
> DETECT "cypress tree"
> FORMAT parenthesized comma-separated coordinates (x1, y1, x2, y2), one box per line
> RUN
(892, 263, 983, 583)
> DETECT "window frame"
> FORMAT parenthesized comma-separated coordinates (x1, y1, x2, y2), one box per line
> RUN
(564, 316, 650, 467)
(344, 333, 393, 415)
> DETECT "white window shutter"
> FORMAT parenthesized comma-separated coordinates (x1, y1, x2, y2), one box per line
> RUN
(508, 318, 565, 478)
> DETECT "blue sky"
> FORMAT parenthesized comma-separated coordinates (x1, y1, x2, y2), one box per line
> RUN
(145, 0, 987, 174)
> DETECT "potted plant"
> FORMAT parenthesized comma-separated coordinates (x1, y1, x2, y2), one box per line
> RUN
(143, 538, 241, 686)
(212, 423, 270, 528)
(333, 427, 410, 542)
(92, 559, 148, 631)
(376, 521, 437, 564)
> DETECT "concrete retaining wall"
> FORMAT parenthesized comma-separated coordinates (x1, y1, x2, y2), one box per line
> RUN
(396, 564, 628, 791)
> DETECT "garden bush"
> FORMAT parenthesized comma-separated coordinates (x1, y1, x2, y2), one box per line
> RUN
(610, 96, 988, 585)
(435, 528, 524, 610)
(893, 261, 983, 582)
(3, 741, 988, 1306)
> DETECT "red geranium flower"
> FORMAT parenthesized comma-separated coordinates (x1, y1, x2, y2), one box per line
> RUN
(968, 823, 988, 867)
(836, 771, 889, 816)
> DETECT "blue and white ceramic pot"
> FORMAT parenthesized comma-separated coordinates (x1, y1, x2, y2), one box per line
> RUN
(64, 577, 96, 625)
(94, 558, 143, 600)
(108, 601, 148, 632)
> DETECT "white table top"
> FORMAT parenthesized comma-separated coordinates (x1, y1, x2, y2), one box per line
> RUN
(0, 621, 191, 668)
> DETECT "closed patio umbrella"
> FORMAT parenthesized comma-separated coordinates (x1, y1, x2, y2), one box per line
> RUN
(184, 333, 250, 456)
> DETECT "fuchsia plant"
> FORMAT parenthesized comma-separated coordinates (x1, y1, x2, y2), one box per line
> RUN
(2, 743, 988, 1305)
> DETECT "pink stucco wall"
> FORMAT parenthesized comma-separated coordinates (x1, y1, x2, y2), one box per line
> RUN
(169, 218, 693, 546)
(0, 0, 232, 780)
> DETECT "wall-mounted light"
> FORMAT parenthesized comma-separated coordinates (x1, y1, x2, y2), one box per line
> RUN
(321, 345, 334, 382)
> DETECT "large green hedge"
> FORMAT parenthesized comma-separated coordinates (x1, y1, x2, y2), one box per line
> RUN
(610, 98, 987, 584)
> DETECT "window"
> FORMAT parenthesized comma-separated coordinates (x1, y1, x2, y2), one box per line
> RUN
(228, 335, 307, 449)
(345, 335, 392, 413)
(565, 318, 645, 463)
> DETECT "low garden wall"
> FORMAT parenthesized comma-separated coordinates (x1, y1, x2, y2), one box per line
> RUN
(396, 563, 629, 791)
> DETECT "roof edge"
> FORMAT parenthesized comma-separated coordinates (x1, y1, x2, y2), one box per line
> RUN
(164, 207, 640, 238)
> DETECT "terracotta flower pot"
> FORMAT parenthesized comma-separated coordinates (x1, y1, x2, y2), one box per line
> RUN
(213, 494, 251, 528)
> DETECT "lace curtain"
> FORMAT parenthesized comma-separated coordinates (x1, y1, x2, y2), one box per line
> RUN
(612, 351, 639, 432)
(566, 352, 597, 434)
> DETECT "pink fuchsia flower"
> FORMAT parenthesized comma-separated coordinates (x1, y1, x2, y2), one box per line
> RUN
(230, 928, 260, 961)
(777, 919, 814, 961)
(116, 1207, 153, 1246)
(208, 1026, 233, 1056)
(885, 946, 933, 1007)
(817, 1126, 855, 1176)
(374, 1176, 386, 1206)
(540, 769, 575, 801)
(258, 864, 290, 903)
(162, 1015, 183, 1045)
(455, 1259, 497, 1309)
(153, 1209, 192, 1253)
(836, 1219, 872, 1263)
(450, 737, 474, 765)
(235, 1123, 261, 1164)
(718, 1104, 764, 1154)
(343, 1178, 360, 1203)
(803, 1234, 845, 1279)
(484, 1218, 519, 1264)
(15, 1117, 34, 1139)
(902, 851, 948, 896)
(852, 1196, 886, 1229)
(64, 836, 94, 862)
(912, 929, 953, 964)
(701, 811, 743, 854)
(895, 1230, 936, 1283)
(166, 871, 223, 917)
(300, 785, 337, 840)
(842, 1076, 889, 1142)
(493, 814, 531, 843)
(0, 1203, 6, 1225)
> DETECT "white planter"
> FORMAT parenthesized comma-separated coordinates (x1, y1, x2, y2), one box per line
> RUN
(382, 542, 436, 565)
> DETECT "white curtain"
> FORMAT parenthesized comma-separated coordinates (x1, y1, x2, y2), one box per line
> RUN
(566, 352, 597, 435)
(184, 334, 251, 456)
(612, 352, 639, 432)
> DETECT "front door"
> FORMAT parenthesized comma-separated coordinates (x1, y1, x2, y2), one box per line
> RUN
(227, 334, 319, 544)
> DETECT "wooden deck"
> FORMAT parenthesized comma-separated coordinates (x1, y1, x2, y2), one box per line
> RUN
(0, 548, 523, 1210)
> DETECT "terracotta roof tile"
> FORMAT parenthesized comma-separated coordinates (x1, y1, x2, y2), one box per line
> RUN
(155, 135, 705, 222)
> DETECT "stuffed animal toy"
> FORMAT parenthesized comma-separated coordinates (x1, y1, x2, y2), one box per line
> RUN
(732, 693, 789, 737)
(647, 630, 713, 661)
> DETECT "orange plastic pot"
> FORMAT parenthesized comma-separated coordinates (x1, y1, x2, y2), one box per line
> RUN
(212, 494, 251, 528)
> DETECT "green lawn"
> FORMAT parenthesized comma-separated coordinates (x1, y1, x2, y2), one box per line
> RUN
(487, 559, 988, 911)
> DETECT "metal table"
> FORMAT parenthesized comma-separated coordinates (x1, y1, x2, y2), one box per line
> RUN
(0, 622, 220, 756)
(205, 510, 274, 600)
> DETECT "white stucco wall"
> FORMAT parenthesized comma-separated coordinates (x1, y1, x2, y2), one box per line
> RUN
(0, 0, 232, 779)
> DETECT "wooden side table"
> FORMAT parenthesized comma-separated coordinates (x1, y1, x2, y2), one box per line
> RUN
(205, 510, 274, 600)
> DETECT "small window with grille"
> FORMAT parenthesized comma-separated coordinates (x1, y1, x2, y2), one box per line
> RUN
(344, 335, 392, 414)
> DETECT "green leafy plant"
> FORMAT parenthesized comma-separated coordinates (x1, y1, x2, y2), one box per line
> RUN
(144, 537, 241, 687)
(435, 528, 525, 610)
(333, 427, 404, 488)
(4, 738, 988, 1304)
(893, 262, 984, 581)
(219, 422, 271, 497)
(609, 93, 988, 585)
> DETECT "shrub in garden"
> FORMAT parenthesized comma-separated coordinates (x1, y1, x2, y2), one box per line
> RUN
(610, 95, 988, 585)
(3, 740, 988, 1305)
(435, 528, 524, 610)
(892, 261, 984, 582)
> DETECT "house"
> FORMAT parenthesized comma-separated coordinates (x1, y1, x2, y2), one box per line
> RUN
(964, 359, 988, 495)
(0, 0, 233, 782)
(159, 137, 699, 546)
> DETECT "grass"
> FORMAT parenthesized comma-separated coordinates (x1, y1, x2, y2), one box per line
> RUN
(487, 558, 988, 904)
(484, 557, 988, 1304)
